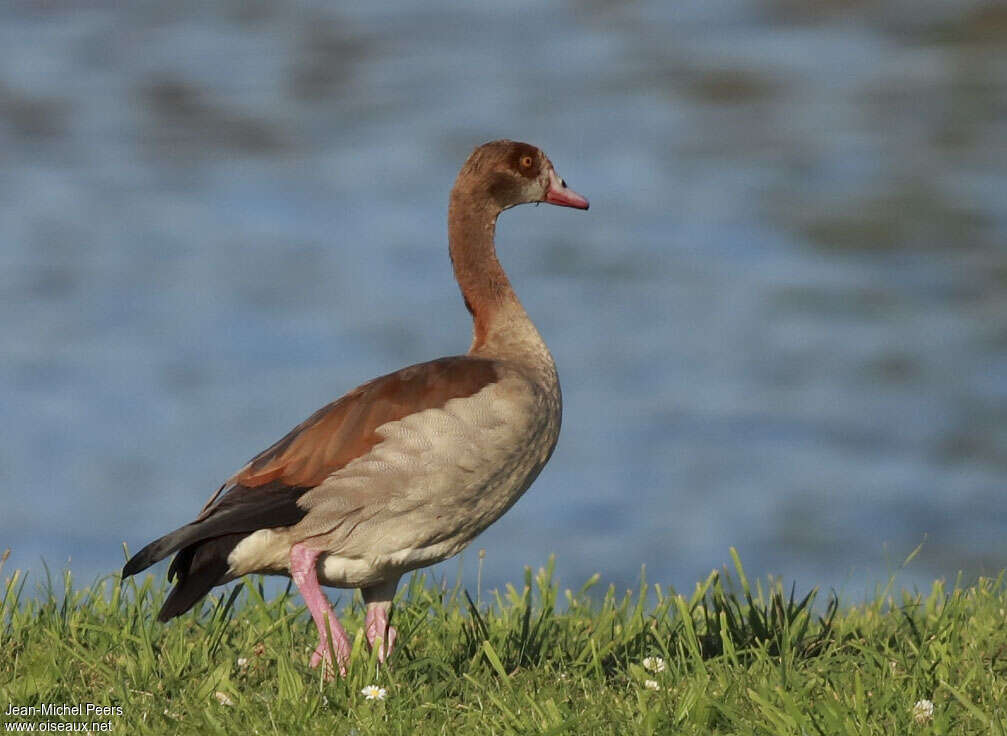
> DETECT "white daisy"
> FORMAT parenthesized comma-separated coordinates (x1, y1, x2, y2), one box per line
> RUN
(912, 699, 934, 724)
(644, 680, 660, 691)
(361, 685, 387, 701)
(642, 656, 666, 673)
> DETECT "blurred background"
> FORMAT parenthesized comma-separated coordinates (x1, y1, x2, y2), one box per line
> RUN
(2, 0, 1005, 602)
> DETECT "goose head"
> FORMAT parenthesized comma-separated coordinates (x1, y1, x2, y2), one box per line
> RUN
(455, 140, 589, 213)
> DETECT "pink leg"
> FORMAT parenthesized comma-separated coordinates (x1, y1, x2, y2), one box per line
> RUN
(290, 543, 351, 676)
(362, 579, 400, 663)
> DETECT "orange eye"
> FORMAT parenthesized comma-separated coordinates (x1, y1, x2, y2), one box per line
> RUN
(520, 155, 533, 168)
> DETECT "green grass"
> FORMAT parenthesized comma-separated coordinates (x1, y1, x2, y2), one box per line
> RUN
(2, 547, 1005, 735)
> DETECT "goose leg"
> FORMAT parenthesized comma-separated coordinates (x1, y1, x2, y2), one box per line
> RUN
(290, 543, 351, 675)
(362, 579, 399, 662)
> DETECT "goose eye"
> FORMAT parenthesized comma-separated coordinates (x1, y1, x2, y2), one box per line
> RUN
(520, 155, 533, 169)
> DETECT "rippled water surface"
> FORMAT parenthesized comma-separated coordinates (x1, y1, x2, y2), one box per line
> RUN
(2, 0, 1005, 599)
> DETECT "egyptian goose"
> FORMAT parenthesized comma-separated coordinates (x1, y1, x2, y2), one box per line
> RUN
(122, 140, 589, 675)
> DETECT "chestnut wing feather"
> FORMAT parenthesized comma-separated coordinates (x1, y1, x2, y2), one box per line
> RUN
(197, 355, 501, 520)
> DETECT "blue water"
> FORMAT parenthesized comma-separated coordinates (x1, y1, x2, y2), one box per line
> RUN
(2, 0, 1006, 602)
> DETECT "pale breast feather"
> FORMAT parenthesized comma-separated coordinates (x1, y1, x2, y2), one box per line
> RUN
(292, 370, 556, 560)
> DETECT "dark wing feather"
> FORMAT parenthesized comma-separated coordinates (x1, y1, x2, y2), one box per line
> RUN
(121, 480, 309, 578)
(157, 534, 246, 621)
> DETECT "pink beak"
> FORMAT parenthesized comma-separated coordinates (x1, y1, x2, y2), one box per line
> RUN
(545, 168, 590, 210)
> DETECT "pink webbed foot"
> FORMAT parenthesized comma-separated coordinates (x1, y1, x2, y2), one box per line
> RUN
(362, 579, 400, 664)
(308, 630, 351, 674)
(307, 613, 353, 675)
(364, 606, 398, 662)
